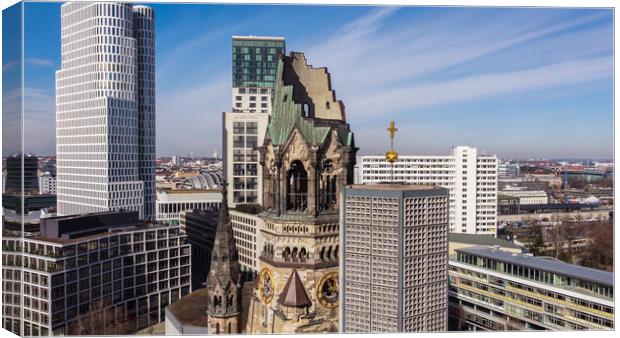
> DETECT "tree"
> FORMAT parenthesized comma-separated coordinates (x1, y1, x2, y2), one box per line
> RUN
(580, 221, 613, 271)
(525, 223, 546, 256)
(67, 300, 135, 335)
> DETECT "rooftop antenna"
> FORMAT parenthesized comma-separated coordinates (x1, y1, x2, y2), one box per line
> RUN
(385, 120, 399, 183)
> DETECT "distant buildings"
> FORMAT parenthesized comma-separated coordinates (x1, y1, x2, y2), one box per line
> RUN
(499, 188, 548, 205)
(4, 153, 39, 194)
(39, 172, 57, 195)
(498, 161, 520, 178)
(357, 146, 498, 236)
(1, 210, 191, 336)
(155, 189, 221, 223)
(341, 184, 449, 332)
(448, 246, 614, 330)
(56, 3, 155, 220)
(231, 36, 285, 113)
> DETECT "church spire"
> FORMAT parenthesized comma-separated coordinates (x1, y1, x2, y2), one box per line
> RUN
(206, 183, 241, 333)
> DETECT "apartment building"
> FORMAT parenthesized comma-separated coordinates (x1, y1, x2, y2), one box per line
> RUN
(1, 211, 191, 336)
(341, 184, 449, 332)
(357, 146, 497, 236)
(448, 246, 613, 331)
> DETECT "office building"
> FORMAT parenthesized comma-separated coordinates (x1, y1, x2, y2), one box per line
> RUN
(497, 194, 520, 215)
(498, 161, 520, 178)
(499, 188, 548, 205)
(222, 112, 269, 207)
(4, 153, 39, 194)
(179, 209, 218, 289)
(229, 206, 264, 278)
(341, 184, 449, 332)
(357, 146, 498, 236)
(39, 172, 57, 195)
(231, 36, 285, 113)
(1, 211, 191, 336)
(155, 188, 222, 223)
(448, 246, 614, 330)
(55, 3, 155, 220)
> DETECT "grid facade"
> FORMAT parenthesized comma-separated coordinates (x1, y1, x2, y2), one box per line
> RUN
(232, 36, 285, 89)
(229, 210, 263, 275)
(357, 146, 498, 236)
(448, 248, 614, 331)
(1, 226, 191, 336)
(342, 186, 449, 333)
(55, 2, 155, 220)
(223, 112, 269, 207)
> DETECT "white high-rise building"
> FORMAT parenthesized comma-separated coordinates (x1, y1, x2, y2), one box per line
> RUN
(55, 2, 155, 220)
(357, 146, 498, 236)
(39, 172, 57, 195)
(222, 111, 269, 207)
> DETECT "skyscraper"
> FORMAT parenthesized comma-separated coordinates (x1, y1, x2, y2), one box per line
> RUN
(341, 184, 449, 332)
(231, 36, 285, 113)
(224, 36, 285, 207)
(55, 2, 155, 220)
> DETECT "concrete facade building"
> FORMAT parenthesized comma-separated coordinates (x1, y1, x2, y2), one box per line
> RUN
(498, 161, 520, 178)
(229, 208, 264, 277)
(55, 2, 155, 220)
(449, 246, 614, 331)
(39, 172, 57, 195)
(341, 184, 449, 332)
(222, 112, 269, 207)
(1, 211, 191, 336)
(155, 189, 222, 223)
(357, 146, 498, 236)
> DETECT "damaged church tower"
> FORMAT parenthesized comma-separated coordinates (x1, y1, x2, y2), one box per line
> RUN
(246, 52, 357, 333)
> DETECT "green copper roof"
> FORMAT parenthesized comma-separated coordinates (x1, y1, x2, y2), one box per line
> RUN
(267, 54, 354, 148)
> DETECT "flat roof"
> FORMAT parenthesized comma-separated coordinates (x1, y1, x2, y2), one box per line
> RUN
(232, 35, 285, 41)
(348, 183, 442, 191)
(457, 246, 613, 287)
(449, 233, 522, 250)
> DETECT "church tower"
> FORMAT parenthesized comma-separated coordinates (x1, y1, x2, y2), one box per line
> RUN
(247, 52, 357, 333)
(206, 186, 242, 334)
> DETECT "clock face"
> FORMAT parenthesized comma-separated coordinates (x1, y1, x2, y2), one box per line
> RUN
(258, 268, 275, 304)
(317, 271, 339, 309)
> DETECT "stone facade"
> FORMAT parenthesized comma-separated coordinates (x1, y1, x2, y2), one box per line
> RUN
(245, 52, 356, 333)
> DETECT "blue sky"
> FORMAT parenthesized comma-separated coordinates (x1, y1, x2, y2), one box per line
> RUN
(14, 2, 614, 159)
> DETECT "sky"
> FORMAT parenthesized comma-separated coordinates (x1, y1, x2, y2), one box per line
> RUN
(9, 2, 614, 159)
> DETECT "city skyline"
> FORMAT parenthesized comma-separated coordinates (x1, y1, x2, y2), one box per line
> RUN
(11, 3, 614, 159)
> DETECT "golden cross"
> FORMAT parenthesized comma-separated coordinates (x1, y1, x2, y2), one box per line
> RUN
(387, 120, 398, 139)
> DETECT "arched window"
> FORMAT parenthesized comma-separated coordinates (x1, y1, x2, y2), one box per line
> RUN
(326, 101, 330, 110)
(291, 247, 299, 262)
(327, 246, 333, 261)
(320, 247, 326, 262)
(299, 248, 307, 263)
(283, 247, 291, 262)
(216, 323, 220, 334)
(320, 160, 338, 211)
(286, 160, 308, 211)
(334, 245, 339, 260)
(228, 322, 232, 333)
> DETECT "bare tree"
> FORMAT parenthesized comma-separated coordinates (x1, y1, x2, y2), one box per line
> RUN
(67, 300, 135, 335)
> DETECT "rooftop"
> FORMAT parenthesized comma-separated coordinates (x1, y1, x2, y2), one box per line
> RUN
(457, 246, 613, 287)
(348, 183, 442, 191)
(449, 233, 522, 250)
(167, 288, 210, 328)
(232, 35, 285, 41)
